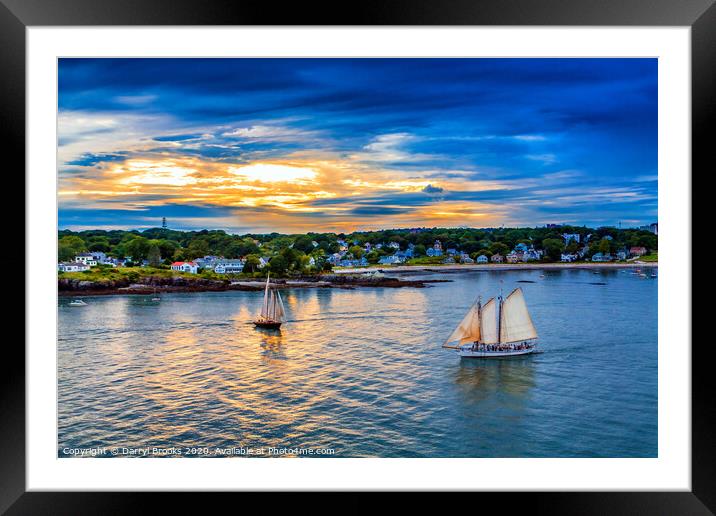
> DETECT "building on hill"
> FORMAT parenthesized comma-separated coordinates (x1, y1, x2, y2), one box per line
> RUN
(75, 253, 97, 266)
(476, 254, 488, 263)
(506, 252, 523, 263)
(562, 233, 580, 245)
(523, 247, 541, 261)
(171, 261, 199, 274)
(58, 262, 90, 272)
(378, 255, 404, 265)
(630, 246, 648, 257)
(213, 259, 245, 274)
(426, 247, 443, 257)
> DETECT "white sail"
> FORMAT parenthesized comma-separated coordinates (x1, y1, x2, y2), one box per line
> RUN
(275, 290, 286, 322)
(480, 297, 499, 344)
(260, 274, 270, 318)
(499, 288, 538, 343)
(442, 300, 481, 348)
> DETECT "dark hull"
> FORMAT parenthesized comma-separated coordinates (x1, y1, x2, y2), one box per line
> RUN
(254, 320, 282, 329)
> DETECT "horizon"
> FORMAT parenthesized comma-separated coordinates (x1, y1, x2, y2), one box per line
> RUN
(58, 58, 657, 233)
(59, 221, 657, 237)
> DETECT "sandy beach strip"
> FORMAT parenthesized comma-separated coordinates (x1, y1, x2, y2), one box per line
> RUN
(333, 261, 658, 274)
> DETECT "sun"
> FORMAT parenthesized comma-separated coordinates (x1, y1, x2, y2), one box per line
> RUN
(229, 163, 317, 183)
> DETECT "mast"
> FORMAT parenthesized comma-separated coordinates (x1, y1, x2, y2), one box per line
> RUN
(497, 290, 503, 344)
(476, 296, 482, 344)
(262, 272, 271, 319)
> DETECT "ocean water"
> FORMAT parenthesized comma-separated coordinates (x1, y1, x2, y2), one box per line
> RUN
(58, 268, 657, 458)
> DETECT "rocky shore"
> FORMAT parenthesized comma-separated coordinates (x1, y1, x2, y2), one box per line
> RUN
(58, 273, 448, 296)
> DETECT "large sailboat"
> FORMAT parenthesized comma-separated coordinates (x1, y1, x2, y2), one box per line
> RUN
(443, 287, 539, 358)
(254, 273, 286, 329)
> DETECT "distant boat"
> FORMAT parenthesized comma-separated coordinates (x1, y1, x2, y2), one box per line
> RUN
(150, 287, 161, 302)
(442, 287, 539, 358)
(254, 273, 286, 329)
(69, 299, 87, 307)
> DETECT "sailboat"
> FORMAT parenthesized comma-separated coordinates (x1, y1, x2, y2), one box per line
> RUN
(150, 287, 161, 302)
(253, 273, 286, 329)
(443, 287, 538, 358)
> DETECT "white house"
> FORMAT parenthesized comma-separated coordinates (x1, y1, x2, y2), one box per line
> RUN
(562, 233, 580, 245)
(476, 254, 488, 263)
(561, 253, 578, 262)
(213, 260, 245, 274)
(58, 262, 90, 272)
(75, 253, 97, 266)
(378, 255, 404, 265)
(171, 261, 199, 274)
(90, 251, 107, 263)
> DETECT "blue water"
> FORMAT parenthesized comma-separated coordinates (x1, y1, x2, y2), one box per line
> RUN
(58, 268, 657, 457)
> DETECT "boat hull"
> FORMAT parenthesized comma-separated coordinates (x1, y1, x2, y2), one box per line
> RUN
(458, 345, 537, 358)
(254, 320, 282, 329)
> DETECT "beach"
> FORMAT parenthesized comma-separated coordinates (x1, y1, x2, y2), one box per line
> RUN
(333, 261, 658, 275)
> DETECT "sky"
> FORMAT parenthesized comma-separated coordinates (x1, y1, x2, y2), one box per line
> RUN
(58, 58, 657, 234)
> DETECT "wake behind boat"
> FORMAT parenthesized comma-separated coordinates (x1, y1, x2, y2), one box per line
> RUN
(443, 287, 539, 358)
(253, 273, 286, 329)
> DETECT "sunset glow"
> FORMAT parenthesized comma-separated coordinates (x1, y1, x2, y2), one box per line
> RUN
(58, 58, 657, 232)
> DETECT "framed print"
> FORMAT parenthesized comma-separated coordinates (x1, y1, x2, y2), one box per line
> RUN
(2, 0, 710, 511)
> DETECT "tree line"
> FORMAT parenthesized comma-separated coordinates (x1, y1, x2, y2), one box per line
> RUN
(58, 225, 658, 274)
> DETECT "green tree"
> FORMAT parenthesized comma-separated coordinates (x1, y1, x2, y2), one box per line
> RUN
(566, 241, 581, 254)
(125, 236, 151, 262)
(186, 239, 210, 260)
(147, 244, 162, 267)
(348, 245, 364, 259)
(293, 235, 316, 254)
(244, 254, 262, 273)
(489, 242, 510, 256)
(269, 255, 288, 275)
(542, 238, 564, 261)
(58, 235, 87, 262)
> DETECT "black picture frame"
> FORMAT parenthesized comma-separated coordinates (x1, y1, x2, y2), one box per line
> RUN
(1, 0, 707, 511)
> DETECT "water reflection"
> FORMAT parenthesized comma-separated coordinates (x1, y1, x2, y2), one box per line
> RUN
(258, 328, 285, 359)
(58, 269, 657, 458)
(453, 356, 537, 402)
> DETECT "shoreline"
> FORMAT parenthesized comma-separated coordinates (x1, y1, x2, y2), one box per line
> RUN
(58, 261, 656, 297)
(333, 261, 658, 274)
(58, 275, 449, 297)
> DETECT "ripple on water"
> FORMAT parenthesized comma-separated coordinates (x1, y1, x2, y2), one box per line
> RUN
(58, 270, 657, 457)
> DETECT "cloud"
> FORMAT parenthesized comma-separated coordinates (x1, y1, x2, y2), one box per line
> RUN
(421, 184, 444, 194)
(57, 58, 658, 231)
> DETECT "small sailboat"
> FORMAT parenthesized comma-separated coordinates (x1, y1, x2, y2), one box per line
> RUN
(69, 299, 87, 307)
(443, 287, 538, 358)
(151, 287, 161, 302)
(254, 273, 286, 329)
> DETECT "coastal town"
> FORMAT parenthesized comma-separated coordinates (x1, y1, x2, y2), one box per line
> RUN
(58, 222, 658, 277)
